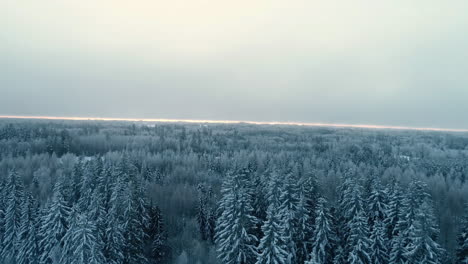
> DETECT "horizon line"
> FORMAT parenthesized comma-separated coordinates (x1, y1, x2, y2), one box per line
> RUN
(1, 115, 467, 133)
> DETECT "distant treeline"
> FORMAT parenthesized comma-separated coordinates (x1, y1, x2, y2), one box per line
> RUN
(0, 120, 467, 264)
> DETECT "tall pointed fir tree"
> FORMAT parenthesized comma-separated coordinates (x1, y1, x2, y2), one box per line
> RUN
(388, 234, 407, 264)
(197, 184, 209, 241)
(1, 170, 25, 264)
(456, 204, 468, 264)
(344, 182, 371, 264)
(255, 171, 288, 264)
(215, 169, 258, 264)
(390, 179, 432, 264)
(404, 200, 444, 264)
(0, 179, 5, 257)
(39, 179, 71, 264)
(300, 169, 319, 236)
(122, 176, 149, 264)
(369, 220, 389, 264)
(104, 170, 125, 264)
(296, 170, 318, 264)
(384, 185, 403, 241)
(305, 197, 335, 264)
(295, 192, 312, 263)
(367, 181, 388, 229)
(88, 188, 107, 256)
(278, 172, 300, 264)
(72, 159, 84, 203)
(250, 169, 268, 243)
(145, 203, 169, 264)
(334, 177, 355, 264)
(17, 193, 40, 264)
(347, 210, 372, 264)
(61, 210, 105, 264)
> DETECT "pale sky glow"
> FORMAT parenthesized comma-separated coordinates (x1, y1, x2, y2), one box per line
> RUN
(1, 1, 468, 129)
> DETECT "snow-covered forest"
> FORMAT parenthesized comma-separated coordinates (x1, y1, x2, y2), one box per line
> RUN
(0, 119, 467, 264)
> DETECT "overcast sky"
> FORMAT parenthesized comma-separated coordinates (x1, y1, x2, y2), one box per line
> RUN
(2, 0, 468, 129)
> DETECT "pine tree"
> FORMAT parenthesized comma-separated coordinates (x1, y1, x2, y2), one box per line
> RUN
(367, 182, 388, 228)
(390, 179, 434, 264)
(388, 235, 406, 264)
(88, 188, 107, 256)
(456, 205, 468, 264)
(122, 179, 149, 264)
(278, 172, 300, 263)
(300, 171, 319, 254)
(39, 180, 71, 264)
(385, 185, 403, 240)
(255, 203, 289, 264)
(17, 193, 40, 264)
(197, 184, 209, 241)
(256, 172, 288, 264)
(295, 192, 312, 263)
(61, 211, 105, 264)
(370, 220, 389, 264)
(72, 159, 84, 203)
(0, 179, 5, 256)
(1, 170, 25, 264)
(77, 163, 98, 212)
(104, 174, 125, 264)
(215, 169, 258, 264)
(305, 198, 335, 264)
(342, 182, 371, 264)
(145, 203, 169, 264)
(404, 201, 444, 264)
(347, 211, 372, 264)
(207, 205, 217, 243)
(250, 169, 268, 242)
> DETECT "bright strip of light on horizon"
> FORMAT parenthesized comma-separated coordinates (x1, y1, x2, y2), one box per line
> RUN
(1, 115, 468, 133)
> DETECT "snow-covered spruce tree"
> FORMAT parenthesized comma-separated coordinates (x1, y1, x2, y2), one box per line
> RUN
(77, 160, 102, 212)
(0, 179, 5, 256)
(384, 185, 403, 241)
(145, 203, 169, 264)
(207, 205, 217, 244)
(72, 159, 84, 203)
(122, 178, 149, 264)
(197, 183, 209, 241)
(61, 211, 105, 264)
(256, 170, 288, 264)
(295, 171, 318, 263)
(250, 168, 268, 243)
(215, 169, 258, 264)
(278, 172, 300, 263)
(339, 178, 362, 222)
(39, 179, 71, 264)
(295, 192, 312, 263)
(334, 177, 355, 262)
(305, 197, 335, 264)
(17, 193, 40, 264)
(370, 220, 389, 264)
(104, 172, 125, 264)
(403, 200, 444, 264)
(342, 179, 368, 259)
(343, 182, 371, 264)
(388, 235, 407, 264)
(367, 181, 388, 228)
(456, 204, 468, 264)
(1, 169, 25, 264)
(88, 188, 107, 253)
(393, 180, 427, 255)
(347, 210, 372, 264)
